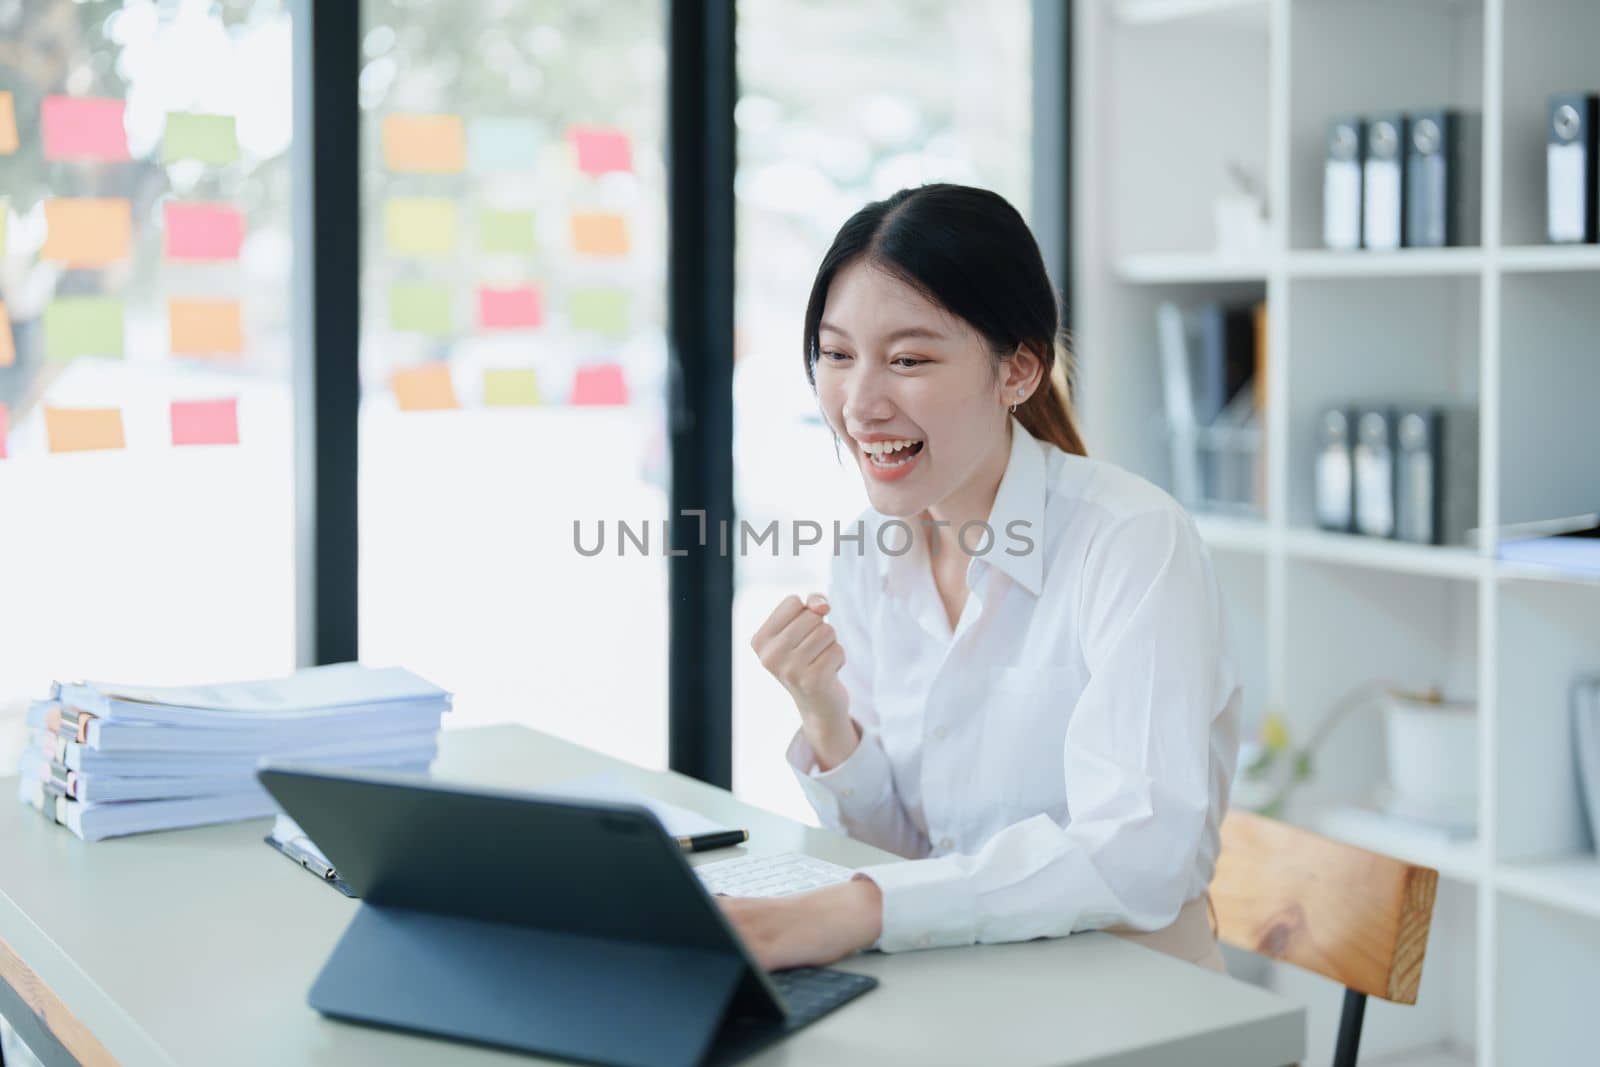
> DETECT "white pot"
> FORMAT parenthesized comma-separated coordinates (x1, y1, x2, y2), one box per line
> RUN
(1382, 689, 1478, 828)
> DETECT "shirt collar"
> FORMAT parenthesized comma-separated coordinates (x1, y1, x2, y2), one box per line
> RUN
(873, 416, 1048, 599)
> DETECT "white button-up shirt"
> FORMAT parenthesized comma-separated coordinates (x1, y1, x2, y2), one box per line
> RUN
(786, 420, 1241, 953)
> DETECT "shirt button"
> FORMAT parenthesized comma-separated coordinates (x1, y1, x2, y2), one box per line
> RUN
(932, 725, 948, 741)
(939, 837, 954, 851)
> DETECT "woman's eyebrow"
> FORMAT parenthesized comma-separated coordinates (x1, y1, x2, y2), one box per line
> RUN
(818, 321, 948, 343)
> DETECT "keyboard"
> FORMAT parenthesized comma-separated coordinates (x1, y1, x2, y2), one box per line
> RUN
(694, 851, 855, 898)
(707, 967, 879, 1065)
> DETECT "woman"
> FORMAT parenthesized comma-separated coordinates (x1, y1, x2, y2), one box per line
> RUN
(724, 183, 1240, 974)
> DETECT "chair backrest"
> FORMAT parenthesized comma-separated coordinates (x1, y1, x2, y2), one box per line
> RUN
(1211, 810, 1439, 1004)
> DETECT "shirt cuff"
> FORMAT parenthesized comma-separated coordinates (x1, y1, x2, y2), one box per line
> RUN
(853, 854, 979, 953)
(785, 724, 895, 829)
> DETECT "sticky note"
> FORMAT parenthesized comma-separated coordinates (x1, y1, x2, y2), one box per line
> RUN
(384, 198, 456, 257)
(45, 407, 125, 453)
(171, 398, 240, 446)
(569, 126, 632, 175)
(163, 112, 239, 165)
(571, 363, 629, 406)
(0, 403, 8, 460)
(568, 288, 629, 337)
(0, 92, 17, 155)
(483, 369, 541, 407)
(383, 114, 466, 174)
(468, 117, 542, 172)
(389, 282, 454, 336)
(164, 202, 244, 260)
(478, 209, 536, 255)
(42, 96, 130, 162)
(478, 285, 542, 330)
(571, 213, 629, 256)
(42, 199, 132, 267)
(391, 364, 459, 412)
(45, 298, 124, 361)
(0, 301, 14, 368)
(169, 298, 243, 355)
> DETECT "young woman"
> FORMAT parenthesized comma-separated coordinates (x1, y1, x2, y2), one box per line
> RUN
(724, 183, 1240, 974)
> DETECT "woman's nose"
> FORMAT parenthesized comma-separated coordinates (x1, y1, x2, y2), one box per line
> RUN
(842, 366, 894, 423)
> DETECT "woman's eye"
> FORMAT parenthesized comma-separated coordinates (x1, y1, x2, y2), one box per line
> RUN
(892, 356, 927, 368)
(821, 350, 851, 362)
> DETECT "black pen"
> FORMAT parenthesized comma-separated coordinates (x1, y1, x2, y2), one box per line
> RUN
(676, 829, 749, 852)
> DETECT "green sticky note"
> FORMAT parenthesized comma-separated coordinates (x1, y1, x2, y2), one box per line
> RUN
(389, 282, 454, 336)
(483, 368, 541, 407)
(568, 288, 629, 337)
(385, 199, 457, 257)
(163, 112, 239, 165)
(45, 297, 124, 361)
(479, 209, 536, 255)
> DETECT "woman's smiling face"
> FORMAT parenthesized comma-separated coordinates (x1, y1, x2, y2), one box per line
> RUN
(813, 258, 1021, 519)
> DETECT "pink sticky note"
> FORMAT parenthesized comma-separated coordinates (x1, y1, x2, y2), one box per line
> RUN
(164, 202, 244, 261)
(478, 285, 543, 330)
(571, 363, 629, 406)
(42, 96, 130, 162)
(0, 402, 8, 460)
(171, 398, 240, 446)
(569, 126, 632, 175)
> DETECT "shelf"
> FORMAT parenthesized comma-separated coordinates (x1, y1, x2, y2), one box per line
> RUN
(1194, 513, 1271, 554)
(1284, 529, 1487, 581)
(1497, 858, 1600, 921)
(1363, 1045, 1476, 1067)
(1316, 806, 1484, 884)
(1115, 252, 1270, 284)
(1288, 249, 1485, 278)
(1495, 560, 1600, 590)
(1500, 245, 1600, 274)
(1113, 0, 1268, 29)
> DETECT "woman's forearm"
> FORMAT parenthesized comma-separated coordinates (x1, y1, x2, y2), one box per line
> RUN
(802, 711, 862, 771)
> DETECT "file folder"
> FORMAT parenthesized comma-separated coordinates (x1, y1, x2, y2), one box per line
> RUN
(1548, 93, 1599, 244)
(1363, 115, 1406, 251)
(1353, 407, 1397, 538)
(1394, 405, 1479, 546)
(1315, 407, 1357, 532)
(1324, 118, 1364, 250)
(1405, 110, 1480, 248)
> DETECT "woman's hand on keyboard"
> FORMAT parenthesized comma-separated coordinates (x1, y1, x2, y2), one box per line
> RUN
(718, 877, 883, 971)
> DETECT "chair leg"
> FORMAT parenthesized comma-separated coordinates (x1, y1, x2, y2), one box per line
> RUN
(1332, 987, 1367, 1067)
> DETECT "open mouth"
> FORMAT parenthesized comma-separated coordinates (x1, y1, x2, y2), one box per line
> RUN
(860, 439, 924, 469)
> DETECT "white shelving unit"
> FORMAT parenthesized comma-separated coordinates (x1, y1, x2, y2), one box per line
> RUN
(1075, 1, 1600, 1064)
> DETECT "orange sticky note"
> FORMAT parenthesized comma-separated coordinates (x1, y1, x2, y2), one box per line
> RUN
(42, 198, 132, 267)
(569, 126, 632, 175)
(171, 398, 239, 446)
(570, 213, 629, 256)
(0, 92, 17, 155)
(391, 364, 459, 412)
(169, 298, 243, 356)
(572, 363, 629, 406)
(0, 301, 14, 368)
(383, 114, 466, 174)
(45, 407, 125, 454)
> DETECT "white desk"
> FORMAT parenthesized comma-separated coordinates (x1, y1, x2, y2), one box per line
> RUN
(0, 725, 1304, 1066)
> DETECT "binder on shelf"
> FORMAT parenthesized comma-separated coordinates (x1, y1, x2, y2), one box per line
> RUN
(1405, 110, 1481, 248)
(1353, 407, 1397, 538)
(1314, 407, 1356, 533)
(1324, 117, 1365, 251)
(1394, 405, 1479, 546)
(1362, 114, 1407, 251)
(1548, 93, 1599, 245)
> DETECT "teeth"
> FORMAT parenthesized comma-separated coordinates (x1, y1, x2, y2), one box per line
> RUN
(861, 439, 920, 454)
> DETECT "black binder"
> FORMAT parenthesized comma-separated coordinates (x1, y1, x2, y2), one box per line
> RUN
(1394, 405, 1479, 546)
(1363, 114, 1407, 251)
(1548, 93, 1599, 244)
(1405, 110, 1481, 248)
(258, 765, 877, 1067)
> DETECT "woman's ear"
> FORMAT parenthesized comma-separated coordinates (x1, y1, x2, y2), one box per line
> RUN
(1004, 343, 1045, 400)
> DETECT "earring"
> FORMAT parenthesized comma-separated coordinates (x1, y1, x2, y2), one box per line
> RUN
(1011, 386, 1025, 414)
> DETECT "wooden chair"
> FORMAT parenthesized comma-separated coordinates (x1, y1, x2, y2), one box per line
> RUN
(1211, 810, 1439, 1067)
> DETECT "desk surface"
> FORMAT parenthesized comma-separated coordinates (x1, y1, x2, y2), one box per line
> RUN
(0, 725, 1303, 1067)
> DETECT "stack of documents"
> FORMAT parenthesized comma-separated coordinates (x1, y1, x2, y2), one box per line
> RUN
(16, 663, 449, 841)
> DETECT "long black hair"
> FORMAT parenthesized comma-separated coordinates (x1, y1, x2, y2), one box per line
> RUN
(802, 183, 1086, 456)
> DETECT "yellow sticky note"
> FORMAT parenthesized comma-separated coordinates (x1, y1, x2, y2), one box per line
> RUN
(385, 198, 457, 257)
(169, 298, 243, 355)
(0, 92, 16, 154)
(570, 213, 629, 256)
(479, 209, 537, 255)
(391, 364, 459, 412)
(45, 407, 126, 454)
(43, 199, 132, 267)
(383, 114, 466, 174)
(0, 301, 15, 368)
(483, 369, 541, 407)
